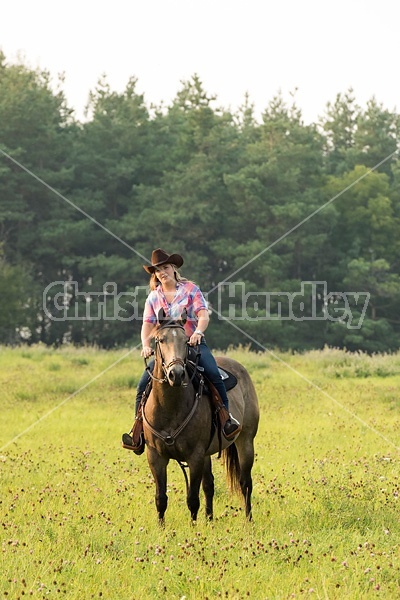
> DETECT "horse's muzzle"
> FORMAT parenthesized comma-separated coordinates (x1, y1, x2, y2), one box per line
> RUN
(167, 365, 185, 387)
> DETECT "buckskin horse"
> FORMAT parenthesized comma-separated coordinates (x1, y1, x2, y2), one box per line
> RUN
(141, 310, 259, 524)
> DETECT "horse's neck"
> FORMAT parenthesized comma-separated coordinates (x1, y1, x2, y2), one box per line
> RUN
(150, 378, 194, 420)
(151, 380, 187, 405)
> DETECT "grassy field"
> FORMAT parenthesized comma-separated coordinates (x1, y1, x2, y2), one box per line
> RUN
(1, 344, 399, 599)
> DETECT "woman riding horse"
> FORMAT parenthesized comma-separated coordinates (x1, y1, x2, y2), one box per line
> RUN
(122, 248, 241, 451)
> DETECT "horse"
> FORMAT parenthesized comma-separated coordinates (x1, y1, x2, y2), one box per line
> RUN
(142, 312, 260, 524)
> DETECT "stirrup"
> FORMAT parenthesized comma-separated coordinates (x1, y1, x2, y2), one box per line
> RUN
(222, 414, 242, 440)
(121, 432, 145, 455)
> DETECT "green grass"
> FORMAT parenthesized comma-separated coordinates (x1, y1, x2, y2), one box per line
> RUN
(0, 345, 399, 599)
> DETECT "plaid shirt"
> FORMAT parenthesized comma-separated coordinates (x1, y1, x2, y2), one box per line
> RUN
(143, 281, 208, 337)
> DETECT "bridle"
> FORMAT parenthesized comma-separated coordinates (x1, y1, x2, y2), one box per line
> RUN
(144, 322, 199, 385)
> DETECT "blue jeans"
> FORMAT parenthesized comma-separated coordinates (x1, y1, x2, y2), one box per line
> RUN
(135, 340, 229, 413)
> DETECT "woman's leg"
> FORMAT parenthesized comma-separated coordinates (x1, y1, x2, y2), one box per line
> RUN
(198, 343, 229, 408)
(122, 360, 154, 452)
(135, 359, 154, 414)
(198, 342, 240, 438)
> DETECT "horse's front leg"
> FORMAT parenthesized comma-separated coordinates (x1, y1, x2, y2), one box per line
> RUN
(187, 457, 205, 522)
(202, 456, 214, 520)
(147, 449, 169, 525)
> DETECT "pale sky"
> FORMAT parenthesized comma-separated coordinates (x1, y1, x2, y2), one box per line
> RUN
(1, 0, 399, 123)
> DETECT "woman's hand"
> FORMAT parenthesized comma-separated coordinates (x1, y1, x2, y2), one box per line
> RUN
(188, 331, 203, 346)
(141, 346, 153, 358)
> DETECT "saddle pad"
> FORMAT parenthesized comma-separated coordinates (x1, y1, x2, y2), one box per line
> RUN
(218, 367, 237, 392)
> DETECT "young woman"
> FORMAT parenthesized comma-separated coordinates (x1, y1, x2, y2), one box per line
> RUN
(122, 248, 240, 451)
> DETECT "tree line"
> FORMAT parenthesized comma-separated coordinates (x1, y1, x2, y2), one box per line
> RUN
(1, 52, 400, 352)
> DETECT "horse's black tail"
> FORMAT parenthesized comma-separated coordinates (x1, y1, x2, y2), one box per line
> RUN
(222, 443, 241, 495)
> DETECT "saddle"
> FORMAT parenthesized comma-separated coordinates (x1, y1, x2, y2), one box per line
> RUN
(185, 347, 239, 453)
(186, 346, 238, 394)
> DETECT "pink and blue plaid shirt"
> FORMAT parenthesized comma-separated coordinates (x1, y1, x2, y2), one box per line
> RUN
(143, 281, 208, 337)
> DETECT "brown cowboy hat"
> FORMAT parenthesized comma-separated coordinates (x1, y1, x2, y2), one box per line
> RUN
(143, 248, 184, 274)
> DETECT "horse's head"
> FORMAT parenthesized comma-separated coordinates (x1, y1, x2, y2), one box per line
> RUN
(154, 308, 188, 387)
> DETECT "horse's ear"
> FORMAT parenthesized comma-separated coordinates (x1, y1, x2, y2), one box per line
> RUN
(157, 307, 167, 324)
(179, 308, 187, 325)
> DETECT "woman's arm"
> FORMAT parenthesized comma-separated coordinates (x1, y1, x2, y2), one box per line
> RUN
(196, 308, 210, 334)
(141, 321, 155, 357)
(189, 308, 210, 346)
